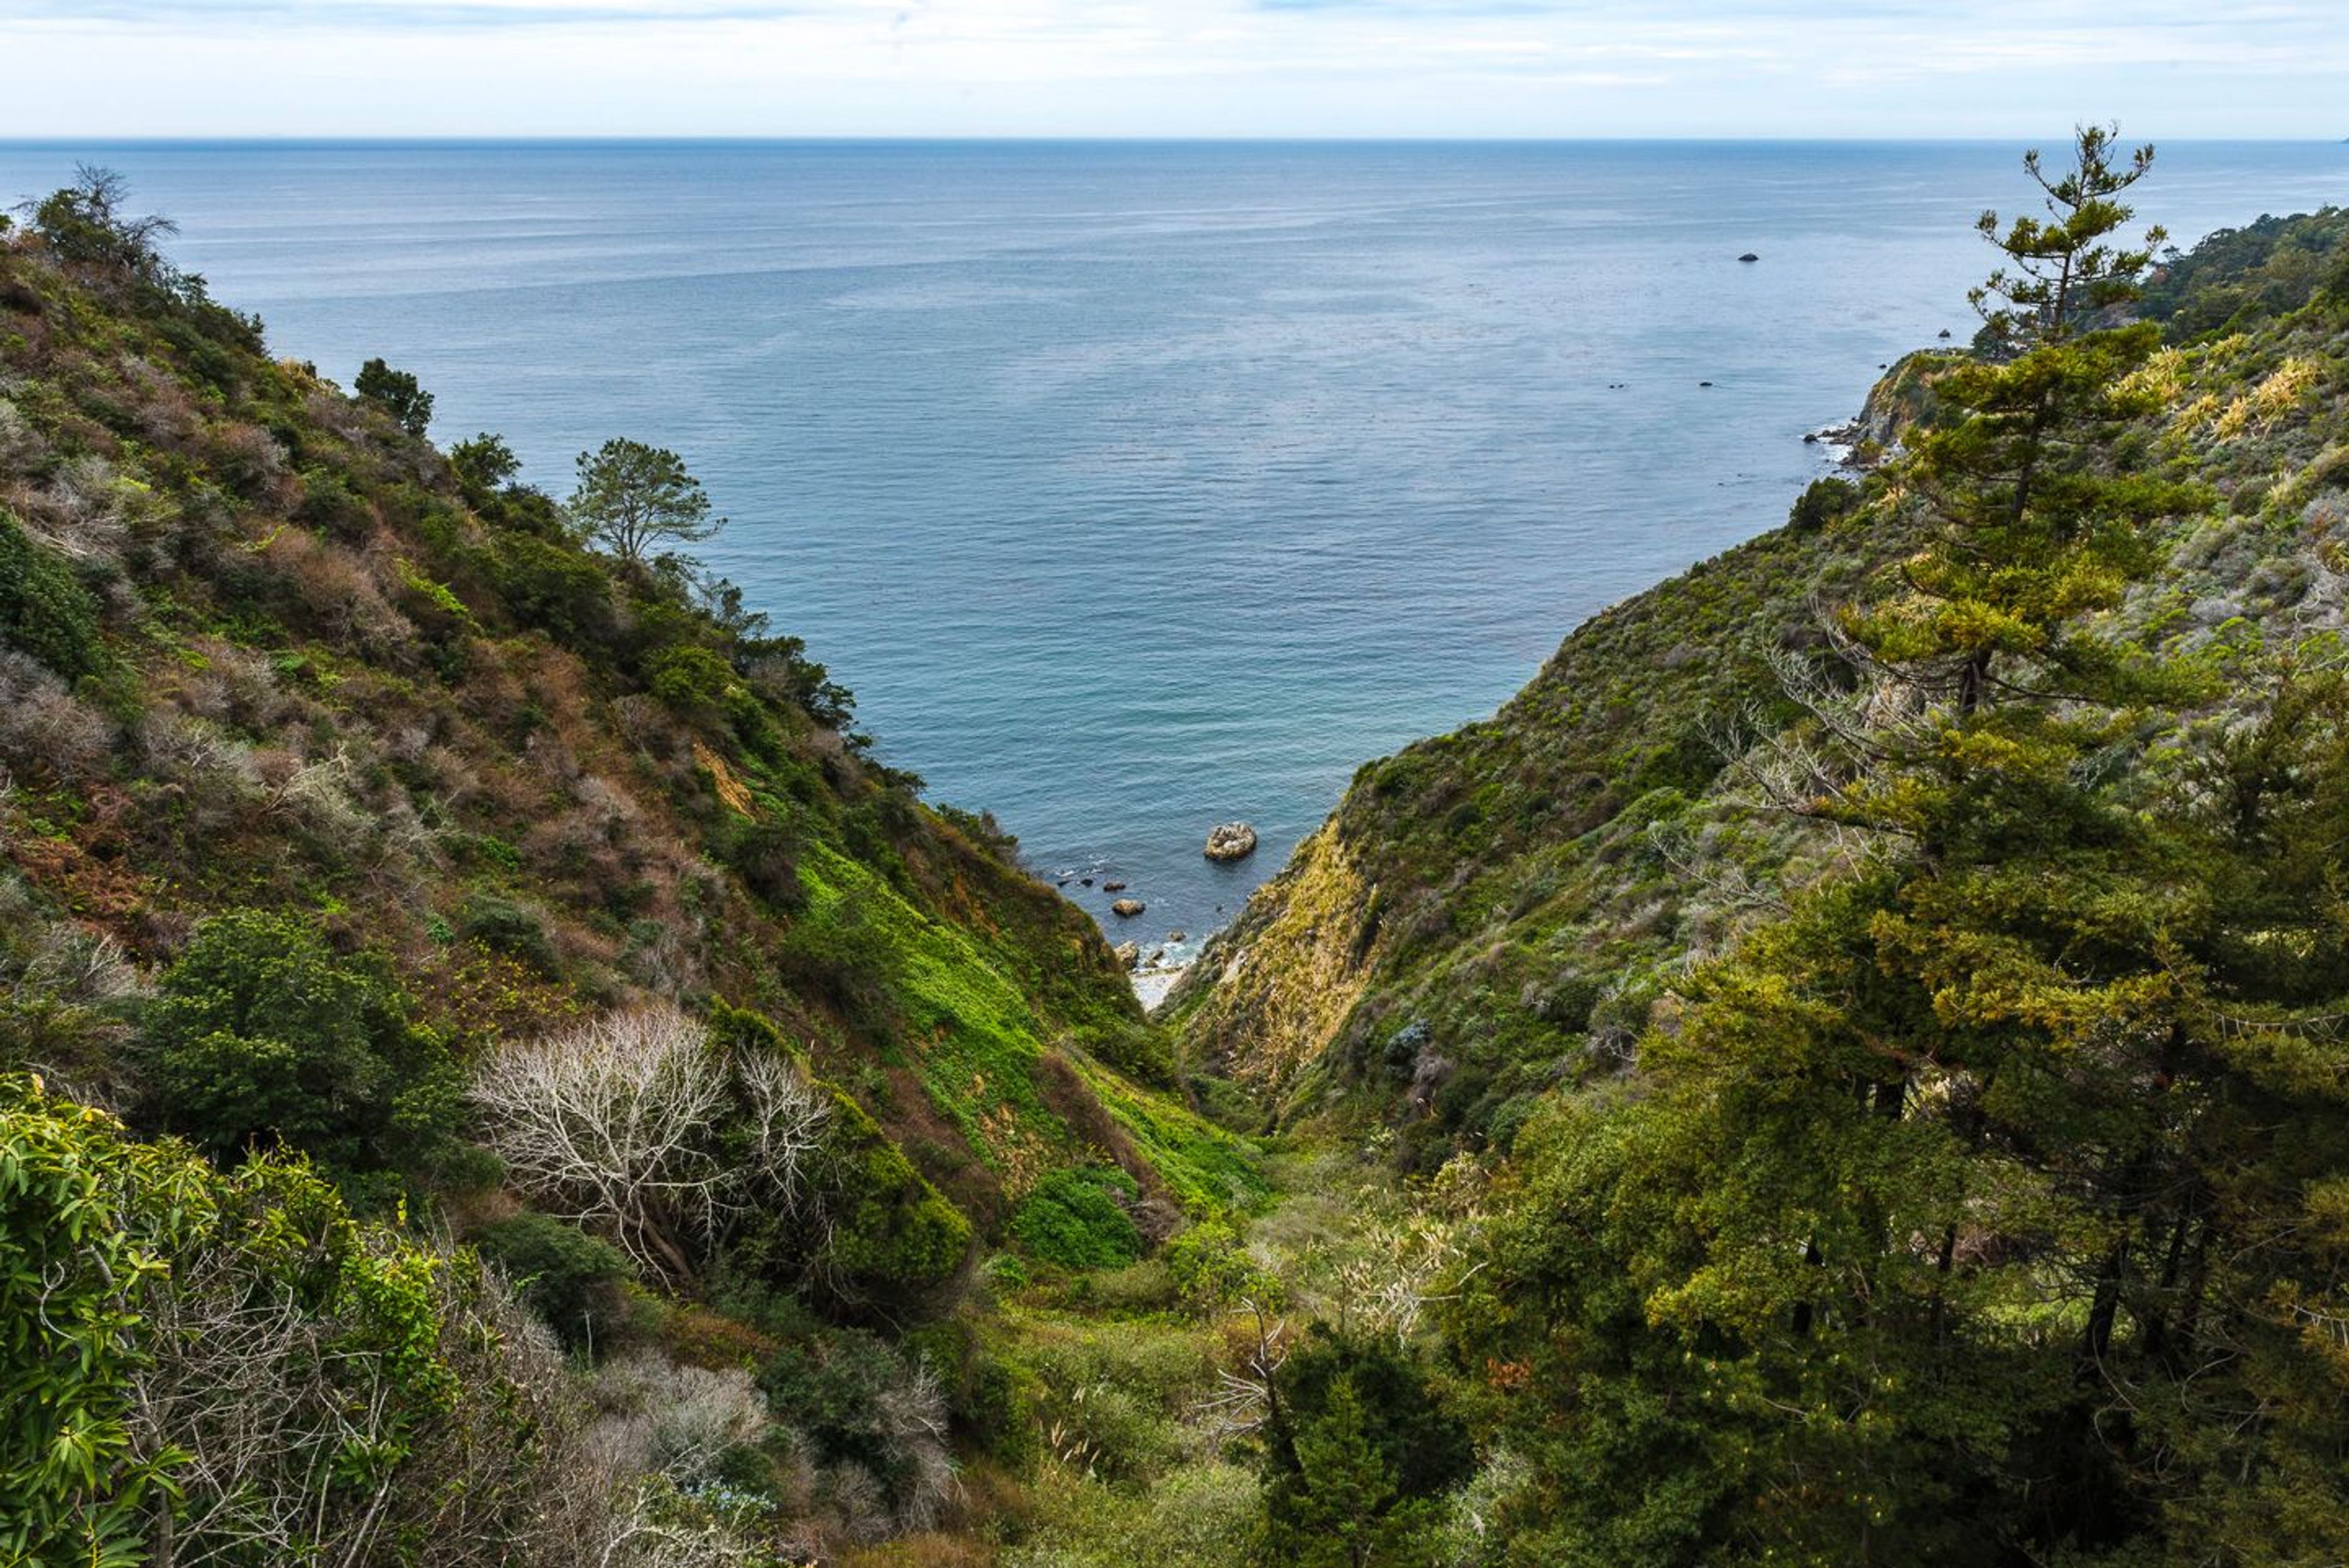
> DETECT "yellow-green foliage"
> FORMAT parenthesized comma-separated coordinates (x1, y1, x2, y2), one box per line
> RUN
(1166, 820, 1378, 1095)
(1073, 1060, 1266, 1217)
(794, 843, 1260, 1216)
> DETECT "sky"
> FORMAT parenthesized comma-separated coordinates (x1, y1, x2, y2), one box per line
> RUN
(1, 0, 2344, 139)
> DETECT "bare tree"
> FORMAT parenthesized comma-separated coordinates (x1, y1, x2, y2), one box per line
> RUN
(469, 1006, 824, 1280)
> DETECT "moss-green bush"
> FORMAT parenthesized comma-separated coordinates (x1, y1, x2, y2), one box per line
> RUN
(811, 1083, 971, 1304)
(472, 1211, 633, 1349)
(0, 507, 105, 680)
(1010, 1166, 1143, 1272)
(458, 891, 559, 976)
(131, 910, 461, 1175)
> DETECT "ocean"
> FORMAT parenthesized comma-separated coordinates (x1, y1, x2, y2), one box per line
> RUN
(3, 139, 2340, 964)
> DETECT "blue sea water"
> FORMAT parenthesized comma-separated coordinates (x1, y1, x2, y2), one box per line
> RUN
(2, 139, 2340, 961)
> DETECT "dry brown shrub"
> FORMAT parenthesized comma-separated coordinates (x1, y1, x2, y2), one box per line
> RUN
(262, 525, 414, 653)
(0, 654, 114, 779)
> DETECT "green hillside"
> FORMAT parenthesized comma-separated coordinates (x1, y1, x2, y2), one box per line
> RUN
(0, 171, 1257, 1567)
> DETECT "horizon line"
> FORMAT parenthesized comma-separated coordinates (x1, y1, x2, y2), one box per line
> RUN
(4, 132, 2343, 146)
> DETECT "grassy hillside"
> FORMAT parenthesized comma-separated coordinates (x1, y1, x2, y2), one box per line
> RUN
(0, 172, 1260, 1566)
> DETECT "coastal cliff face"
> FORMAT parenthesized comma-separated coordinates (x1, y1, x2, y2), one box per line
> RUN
(1171, 207, 2349, 1169)
(1164, 470, 1911, 1150)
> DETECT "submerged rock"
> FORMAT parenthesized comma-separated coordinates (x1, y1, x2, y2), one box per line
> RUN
(1203, 822, 1258, 862)
(1102, 880, 1128, 893)
(1112, 897, 1146, 918)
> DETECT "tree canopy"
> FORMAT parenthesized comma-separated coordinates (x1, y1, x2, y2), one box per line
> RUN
(567, 437, 725, 567)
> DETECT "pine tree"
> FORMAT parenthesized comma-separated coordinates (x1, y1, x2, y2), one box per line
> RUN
(1847, 125, 2186, 723)
(1264, 1374, 1399, 1568)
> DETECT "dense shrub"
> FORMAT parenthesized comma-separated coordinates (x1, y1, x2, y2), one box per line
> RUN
(458, 890, 560, 976)
(131, 911, 461, 1174)
(1788, 474, 1861, 533)
(473, 1211, 634, 1350)
(647, 642, 737, 720)
(808, 1086, 971, 1305)
(759, 1328, 952, 1534)
(0, 507, 106, 680)
(1163, 1220, 1278, 1315)
(1009, 1166, 1143, 1272)
(1, 1077, 581, 1567)
(492, 533, 613, 645)
(719, 815, 808, 911)
(775, 912, 903, 1039)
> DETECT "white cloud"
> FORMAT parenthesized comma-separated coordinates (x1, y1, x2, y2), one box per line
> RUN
(1, 0, 2342, 135)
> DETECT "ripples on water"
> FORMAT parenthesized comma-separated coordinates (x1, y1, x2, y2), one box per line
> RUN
(4, 139, 2337, 951)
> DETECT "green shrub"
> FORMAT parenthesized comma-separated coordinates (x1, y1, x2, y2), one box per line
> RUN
(492, 533, 612, 645)
(0, 508, 106, 680)
(458, 891, 559, 976)
(720, 815, 807, 911)
(294, 466, 372, 539)
(133, 911, 460, 1174)
(809, 1085, 971, 1305)
(1788, 475, 1861, 533)
(2, 1076, 566, 1566)
(775, 911, 902, 1039)
(1165, 1219, 1280, 1315)
(472, 1211, 632, 1350)
(647, 643, 736, 719)
(1009, 1165, 1144, 1272)
(757, 1327, 950, 1517)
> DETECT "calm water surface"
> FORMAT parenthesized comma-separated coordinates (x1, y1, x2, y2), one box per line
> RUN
(3, 140, 2340, 956)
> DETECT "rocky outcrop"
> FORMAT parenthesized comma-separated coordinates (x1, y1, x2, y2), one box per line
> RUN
(1111, 897, 1145, 918)
(1203, 822, 1258, 862)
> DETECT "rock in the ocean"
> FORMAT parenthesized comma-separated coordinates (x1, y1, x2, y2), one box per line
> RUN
(1102, 880, 1128, 893)
(1167, 930, 1186, 942)
(1203, 822, 1258, 862)
(1111, 897, 1145, 918)
(1738, 252, 1760, 262)
(1113, 941, 1140, 967)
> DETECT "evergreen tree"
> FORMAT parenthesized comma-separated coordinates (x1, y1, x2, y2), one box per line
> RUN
(353, 356, 434, 437)
(566, 436, 725, 568)
(1451, 128, 2349, 1567)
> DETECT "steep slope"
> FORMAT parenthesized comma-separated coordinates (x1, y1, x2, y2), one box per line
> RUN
(0, 174, 1275, 1567)
(0, 190, 1256, 1229)
(1171, 208, 2349, 1169)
